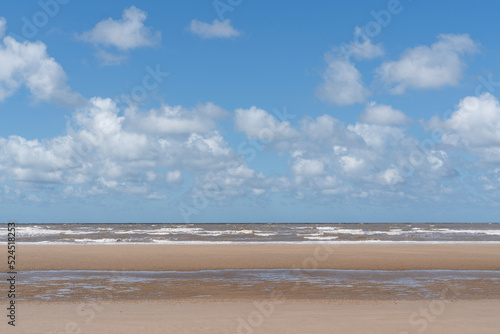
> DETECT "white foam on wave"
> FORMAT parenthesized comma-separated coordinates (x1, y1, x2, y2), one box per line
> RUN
(298, 232, 324, 237)
(254, 232, 278, 237)
(196, 229, 255, 236)
(432, 228, 500, 235)
(2, 240, 500, 246)
(197, 232, 224, 237)
(118, 230, 151, 234)
(315, 227, 365, 235)
(303, 236, 339, 240)
(74, 238, 119, 243)
(365, 229, 405, 236)
(146, 227, 205, 235)
(17, 226, 95, 236)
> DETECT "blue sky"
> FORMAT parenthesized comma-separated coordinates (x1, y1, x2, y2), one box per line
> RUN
(1, 0, 500, 223)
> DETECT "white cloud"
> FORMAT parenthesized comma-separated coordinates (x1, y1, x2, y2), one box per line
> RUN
(234, 106, 297, 140)
(189, 19, 240, 39)
(0, 134, 73, 183)
(79, 6, 161, 65)
(348, 122, 404, 148)
(345, 26, 384, 60)
(300, 115, 347, 142)
(0, 98, 254, 201)
(376, 34, 478, 94)
(316, 57, 369, 105)
(0, 96, 473, 206)
(231, 107, 462, 201)
(316, 27, 381, 106)
(80, 6, 160, 50)
(292, 158, 325, 176)
(252, 188, 265, 196)
(359, 102, 411, 125)
(442, 93, 500, 147)
(127, 102, 227, 135)
(0, 34, 83, 107)
(435, 93, 500, 163)
(340, 155, 365, 173)
(379, 166, 404, 186)
(166, 170, 182, 183)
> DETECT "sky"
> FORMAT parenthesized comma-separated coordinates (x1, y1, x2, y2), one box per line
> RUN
(1, 0, 500, 223)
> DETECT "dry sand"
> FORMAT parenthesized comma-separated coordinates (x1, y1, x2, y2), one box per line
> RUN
(1, 300, 499, 333)
(6, 243, 500, 271)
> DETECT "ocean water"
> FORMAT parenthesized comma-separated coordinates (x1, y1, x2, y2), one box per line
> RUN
(3, 222, 500, 244)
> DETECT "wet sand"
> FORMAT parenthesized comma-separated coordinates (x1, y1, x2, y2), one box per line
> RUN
(6, 243, 500, 272)
(14, 269, 500, 302)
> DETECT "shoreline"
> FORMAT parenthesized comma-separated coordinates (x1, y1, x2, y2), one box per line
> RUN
(4, 240, 500, 245)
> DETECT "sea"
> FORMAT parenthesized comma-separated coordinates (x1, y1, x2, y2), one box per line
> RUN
(4, 222, 500, 244)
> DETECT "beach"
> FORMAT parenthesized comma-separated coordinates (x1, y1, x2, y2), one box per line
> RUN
(2, 242, 500, 333)
(3, 300, 500, 334)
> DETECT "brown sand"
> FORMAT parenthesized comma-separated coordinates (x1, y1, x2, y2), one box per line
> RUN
(2, 300, 499, 333)
(6, 243, 500, 272)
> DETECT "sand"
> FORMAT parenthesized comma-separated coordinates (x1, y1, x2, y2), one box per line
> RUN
(1, 300, 499, 333)
(6, 243, 500, 272)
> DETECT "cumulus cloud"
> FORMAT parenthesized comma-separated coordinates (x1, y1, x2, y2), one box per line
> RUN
(189, 19, 240, 39)
(348, 122, 405, 149)
(127, 102, 227, 135)
(0, 98, 472, 206)
(0, 98, 256, 202)
(343, 26, 384, 60)
(378, 166, 404, 186)
(359, 102, 411, 125)
(292, 158, 325, 176)
(79, 6, 161, 64)
(316, 57, 370, 105)
(340, 155, 365, 173)
(434, 93, 500, 163)
(316, 27, 383, 106)
(0, 33, 84, 107)
(231, 107, 461, 201)
(234, 106, 297, 140)
(80, 6, 160, 49)
(376, 34, 478, 94)
(442, 93, 500, 147)
(0, 135, 73, 183)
